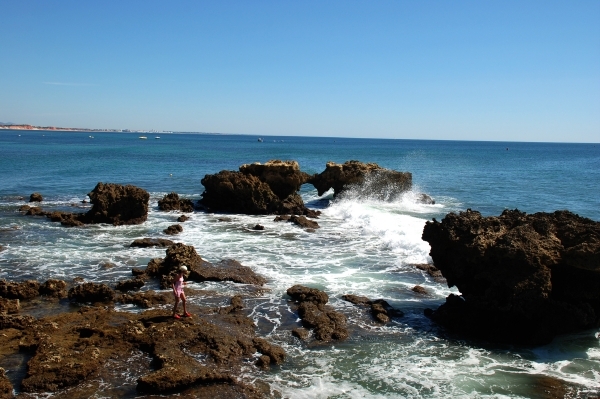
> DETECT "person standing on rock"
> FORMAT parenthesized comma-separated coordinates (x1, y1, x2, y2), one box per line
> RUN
(172, 265, 191, 319)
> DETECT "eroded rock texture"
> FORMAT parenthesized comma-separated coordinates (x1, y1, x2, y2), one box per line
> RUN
(200, 160, 312, 215)
(0, 299, 282, 396)
(287, 285, 348, 342)
(422, 209, 600, 344)
(21, 183, 150, 226)
(158, 192, 195, 213)
(144, 243, 266, 289)
(308, 160, 412, 199)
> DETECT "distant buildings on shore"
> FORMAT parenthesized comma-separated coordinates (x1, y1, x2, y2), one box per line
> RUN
(0, 124, 172, 134)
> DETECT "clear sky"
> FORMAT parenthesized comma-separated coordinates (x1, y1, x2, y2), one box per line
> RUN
(1, 1, 599, 142)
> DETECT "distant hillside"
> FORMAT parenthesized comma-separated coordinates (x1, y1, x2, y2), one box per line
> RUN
(0, 122, 15, 126)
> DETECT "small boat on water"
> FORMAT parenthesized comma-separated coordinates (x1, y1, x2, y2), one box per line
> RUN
(139, 136, 147, 140)
(258, 138, 263, 142)
(155, 136, 160, 139)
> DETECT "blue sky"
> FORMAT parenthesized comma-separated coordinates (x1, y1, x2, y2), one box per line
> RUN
(1, 1, 598, 142)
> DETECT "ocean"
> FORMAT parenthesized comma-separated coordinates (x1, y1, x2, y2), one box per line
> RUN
(0, 130, 599, 398)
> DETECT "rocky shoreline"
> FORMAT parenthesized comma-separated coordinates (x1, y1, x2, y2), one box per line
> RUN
(2, 159, 599, 397)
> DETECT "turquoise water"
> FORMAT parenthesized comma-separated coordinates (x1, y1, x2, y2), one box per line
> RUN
(0, 130, 599, 398)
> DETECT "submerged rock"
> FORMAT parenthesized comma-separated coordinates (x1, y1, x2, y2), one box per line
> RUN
(130, 237, 174, 248)
(29, 192, 43, 202)
(158, 192, 195, 213)
(287, 285, 348, 342)
(341, 294, 404, 323)
(308, 160, 412, 199)
(422, 209, 600, 345)
(163, 224, 183, 235)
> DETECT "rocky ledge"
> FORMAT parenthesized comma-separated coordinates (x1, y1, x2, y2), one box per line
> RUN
(422, 209, 600, 345)
(0, 298, 283, 397)
(308, 160, 412, 199)
(199, 159, 415, 217)
(20, 183, 149, 226)
(143, 243, 267, 289)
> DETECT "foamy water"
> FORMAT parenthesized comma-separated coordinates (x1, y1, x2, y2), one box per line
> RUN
(2, 187, 598, 398)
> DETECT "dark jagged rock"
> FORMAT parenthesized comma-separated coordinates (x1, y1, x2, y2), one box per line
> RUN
(39, 279, 68, 298)
(0, 298, 19, 314)
(341, 294, 403, 323)
(29, 192, 43, 202)
(0, 367, 13, 398)
(146, 243, 266, 289)
(25, 207, 46, 216)
(422, 209, 600, 345)
(68, 282, 114, 303)
(115, 278, 145, 292)
(274, 215, 291, 222)
(290, 215, 319, 229)
(200, 160, 313, 215)
(130, 237, 174, 248)
(132, 267, 146, 276)
(177, 214, 189, 222)
(287, 285, 348, 342)
(0, 279, 40, 300)
(291, 327, 310, 340)
(18, 205, 30, 212)
(163, 224, 183, 235)
(412, 285, 428, 294)
(308, 160, 412, 198)
(158, 192, 195, 213)
(85, 182, 149, 225)
(252, 224, 265, 231)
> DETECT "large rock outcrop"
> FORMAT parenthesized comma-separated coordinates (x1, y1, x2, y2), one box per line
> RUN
(422, 209, 600, 345)
(199, 160, 311, 215)
(287, 285, 348, 342)
(21, 183, 150, 226)
(145, 243, 266, 289)
(0, 302, 282, 396)
(158, 192, 195, 213)
(84, 182, 149, 225)
(308, 160, 412, 199)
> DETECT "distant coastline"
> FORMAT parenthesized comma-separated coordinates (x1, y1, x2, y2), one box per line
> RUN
(0, 123, 171, 134)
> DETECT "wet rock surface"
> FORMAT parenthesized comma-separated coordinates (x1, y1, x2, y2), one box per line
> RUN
(0, 296, 283, 397)
(115, 278, 145, 292)
(287, 285, 348, 342)
(158, 192, 195, 213)
(164, 224, 183, 235)
(145, 243, 267, 289)
(308, 160, 412, 198)
(341, 294, 404, 323)
(68, 282, 115, 303)
(29, 193, 43, 202)
(0, 298, 19, 315)
(20, 183, 149, 226)
(0, 367, 12, 398)
(85, 182, 149, 225)
(130, 238, 175, 248)
(422, 209, 600, 344)
(0, 280, 40, 301)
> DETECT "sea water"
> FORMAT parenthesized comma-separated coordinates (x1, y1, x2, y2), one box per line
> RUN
(0, 130, 599, 398)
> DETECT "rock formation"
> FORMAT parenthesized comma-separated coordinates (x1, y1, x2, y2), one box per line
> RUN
(199, 160, 312, 215)
(308, 160, 412, 199)
(287, 285, 348, 342)
(158, 192, 195, 213)
(130, 238, 174, 248)
(341, 294, 403, 323)
(0, 299, 282, 396)
(84, 182, 149, 225)
(20, 183, 149, 226)
(144, 243, 266, 289)
(163, 224, 183, 235)
(422, 209, 600, 345)
(29, 193, 43, 202)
